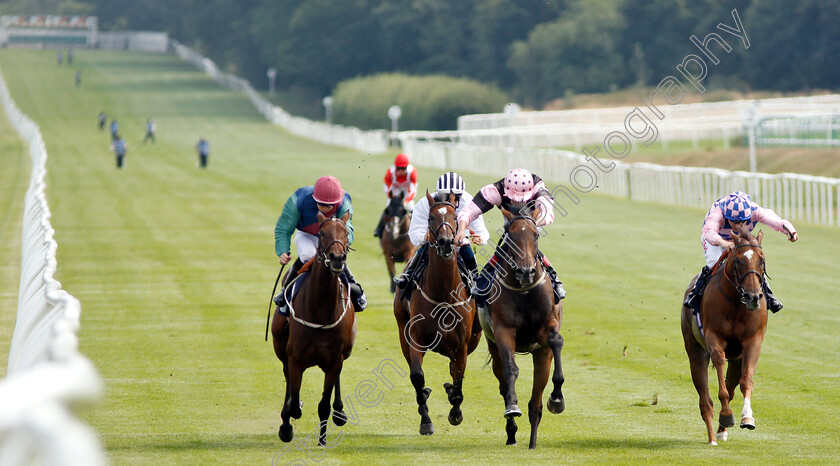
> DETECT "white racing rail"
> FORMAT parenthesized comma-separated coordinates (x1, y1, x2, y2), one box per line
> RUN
(0, 70, 105, 465)
(171, 41, 389, 155)
(400, 137, 840, 227)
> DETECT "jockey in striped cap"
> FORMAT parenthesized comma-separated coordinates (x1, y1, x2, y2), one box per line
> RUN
(683, 190, 798, 313)
(394, 172, 490, 298)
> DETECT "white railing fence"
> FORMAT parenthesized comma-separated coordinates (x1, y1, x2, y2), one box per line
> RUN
(757, 114, 840, 147)
(400, 136, 839, 228)
(171, 41, 389, 155)
(0, 70, 105, 465)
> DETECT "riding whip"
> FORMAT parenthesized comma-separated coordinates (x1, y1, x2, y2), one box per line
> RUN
(266, 263, 286, 342)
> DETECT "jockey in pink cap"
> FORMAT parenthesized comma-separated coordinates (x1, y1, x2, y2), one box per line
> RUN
(273, 175, 367, 316)
(454, 168, 566, 309)
(683, 190, 798, 313)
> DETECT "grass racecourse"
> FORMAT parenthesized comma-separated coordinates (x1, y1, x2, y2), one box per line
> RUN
(1, 50, 839, 465)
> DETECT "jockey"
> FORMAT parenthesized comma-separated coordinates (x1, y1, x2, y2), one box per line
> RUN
(454, 168, 566, 309)
(683, 190, 798, 313)
(394, 172, 490, 296)
(273, 175, 367, 314)
(373, 153, 418, 238)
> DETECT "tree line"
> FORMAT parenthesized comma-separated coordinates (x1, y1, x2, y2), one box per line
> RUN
(2, 0, 838, 107)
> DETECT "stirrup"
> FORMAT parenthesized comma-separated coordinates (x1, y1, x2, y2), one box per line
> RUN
(554, 282, 566, 301)
(394, 273, 409, 289)
(767, 297, 783, 313)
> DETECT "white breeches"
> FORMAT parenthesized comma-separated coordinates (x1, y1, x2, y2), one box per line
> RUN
(295, 231, 319, 262)
(702, 237, 725, 268)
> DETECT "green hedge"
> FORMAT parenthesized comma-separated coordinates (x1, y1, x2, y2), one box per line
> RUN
(331, 73, 509, 131)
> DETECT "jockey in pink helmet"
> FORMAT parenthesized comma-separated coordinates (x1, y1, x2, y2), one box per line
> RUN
(683, 190, 798, 313)
(454, 168, 566, 308)
(273, 175, 367, 315)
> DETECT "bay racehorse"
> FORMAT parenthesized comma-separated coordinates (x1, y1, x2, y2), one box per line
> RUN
(480, 206, 565, 449)
(681, 222, 769, 445)
(381, 191, 415, 293)
(271, 212, 356, 445)
(394, 192, 482, 435)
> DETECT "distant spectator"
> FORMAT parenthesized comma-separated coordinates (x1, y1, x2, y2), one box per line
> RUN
(111, 135, 127, 169)
(75, 70, 81, 87)
(57, 50, 62, 65)
(67, 49, 73, 64)
(196, 137, 209, 168)
(98, 112, 107, 131)
(110, 120, 119, 141)
(143, 118, 156, 144)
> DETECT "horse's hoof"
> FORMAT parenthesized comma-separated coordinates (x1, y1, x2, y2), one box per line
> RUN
(709, 440, 718, 446)
(716, 430, 728, 442)
(279, 424, 293, 443)
(333, 411, 347, 427)
(448, 409, 463, 426)
(740, 417, 755, 430)
(506, 439, 517, 446)
(504, 404, 522, 418)
(420, 422, 434, 435)
(719, 413, 735, 428)
(547, 396, 565, 414)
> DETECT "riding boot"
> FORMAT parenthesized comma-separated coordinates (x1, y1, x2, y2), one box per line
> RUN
(459, 244, 479, 294)
(342, 265, 368, 312)
(683, 266, 711, 310)
(763, 279, 783, 313)
(537, 253, 566, 303)
(274, 258, 304, 315)
(400, 244, 429, 301)
(473, 255, 499, 310)
(373, 210, 387, 238)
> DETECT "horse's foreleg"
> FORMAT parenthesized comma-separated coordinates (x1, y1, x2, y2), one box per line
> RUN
(280, 360, 304, 442)
(546, 329, 565, 414)
(739, 339, 763, 430)
(318, 361, 342, 446)
(444, 348, 468, 426)
(528, 347, 552, 450)
(494, 327, 521, 419)
(487, 338, 516, 445)
(709, 344, 734, 429)
(332, 375, 346, 427)
(716, 358, 742, 441)
(408, 350, 433, 435)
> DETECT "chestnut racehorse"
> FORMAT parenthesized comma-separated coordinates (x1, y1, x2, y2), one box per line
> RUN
(681, 222, 770, 445)
(394, 192, 482, 436)
(271, 212, 356, 446)
(480, 207, 565, 449)
(381, 191, 415, 293)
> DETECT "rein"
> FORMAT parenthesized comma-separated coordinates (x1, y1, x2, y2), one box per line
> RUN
(285, 271, 352, 330)
(317, 215, 352, 268)
(497, 215, 544, 293)
(723, 243, 766, 305)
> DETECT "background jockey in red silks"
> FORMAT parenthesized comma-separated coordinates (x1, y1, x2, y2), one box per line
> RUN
(373, 153, 418, 238)
(454, 168, 566, 310)
(683, 190, 799, 313)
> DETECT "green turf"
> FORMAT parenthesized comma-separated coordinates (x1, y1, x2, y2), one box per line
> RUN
(1, 49, 839, 464)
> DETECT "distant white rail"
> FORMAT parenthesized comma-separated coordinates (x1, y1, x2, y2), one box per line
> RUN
(0, 69, 105, 465)
(171, 41, 389, 154)
(401, 137, 839, 227)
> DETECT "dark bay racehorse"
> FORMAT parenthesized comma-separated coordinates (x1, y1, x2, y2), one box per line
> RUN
(481, 207, 565, 449)
(381, 191, 415, 293)
(394, 192, 482, 435)
(271, 212, 356, 445)
(681, 223, 769, 445)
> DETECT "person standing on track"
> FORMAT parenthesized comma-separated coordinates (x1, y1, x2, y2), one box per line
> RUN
(683, 190, 798, 313)
(196, 136, 209, 168)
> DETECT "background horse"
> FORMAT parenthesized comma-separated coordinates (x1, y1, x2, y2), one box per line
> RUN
(393, 192, 482, 436)
(481, 207, 565, 449)
(271, 212, 356, 445)
(681, 223, 768, 445)
(380, 191, 415, 293)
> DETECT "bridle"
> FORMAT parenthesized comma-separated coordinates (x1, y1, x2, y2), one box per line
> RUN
(428, 201, 457, 257)
(724, 242, 766, 305)
(317, 216, 352, 270)
(504, 215, 540, 270)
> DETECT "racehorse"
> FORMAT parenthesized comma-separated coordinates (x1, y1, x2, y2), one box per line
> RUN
(480, 206, 565, 449)
(381, 191, 415, 293)
(394, 192, 482, 436)
(681, 222, 769, 445)
(271, 212, 356, 445)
